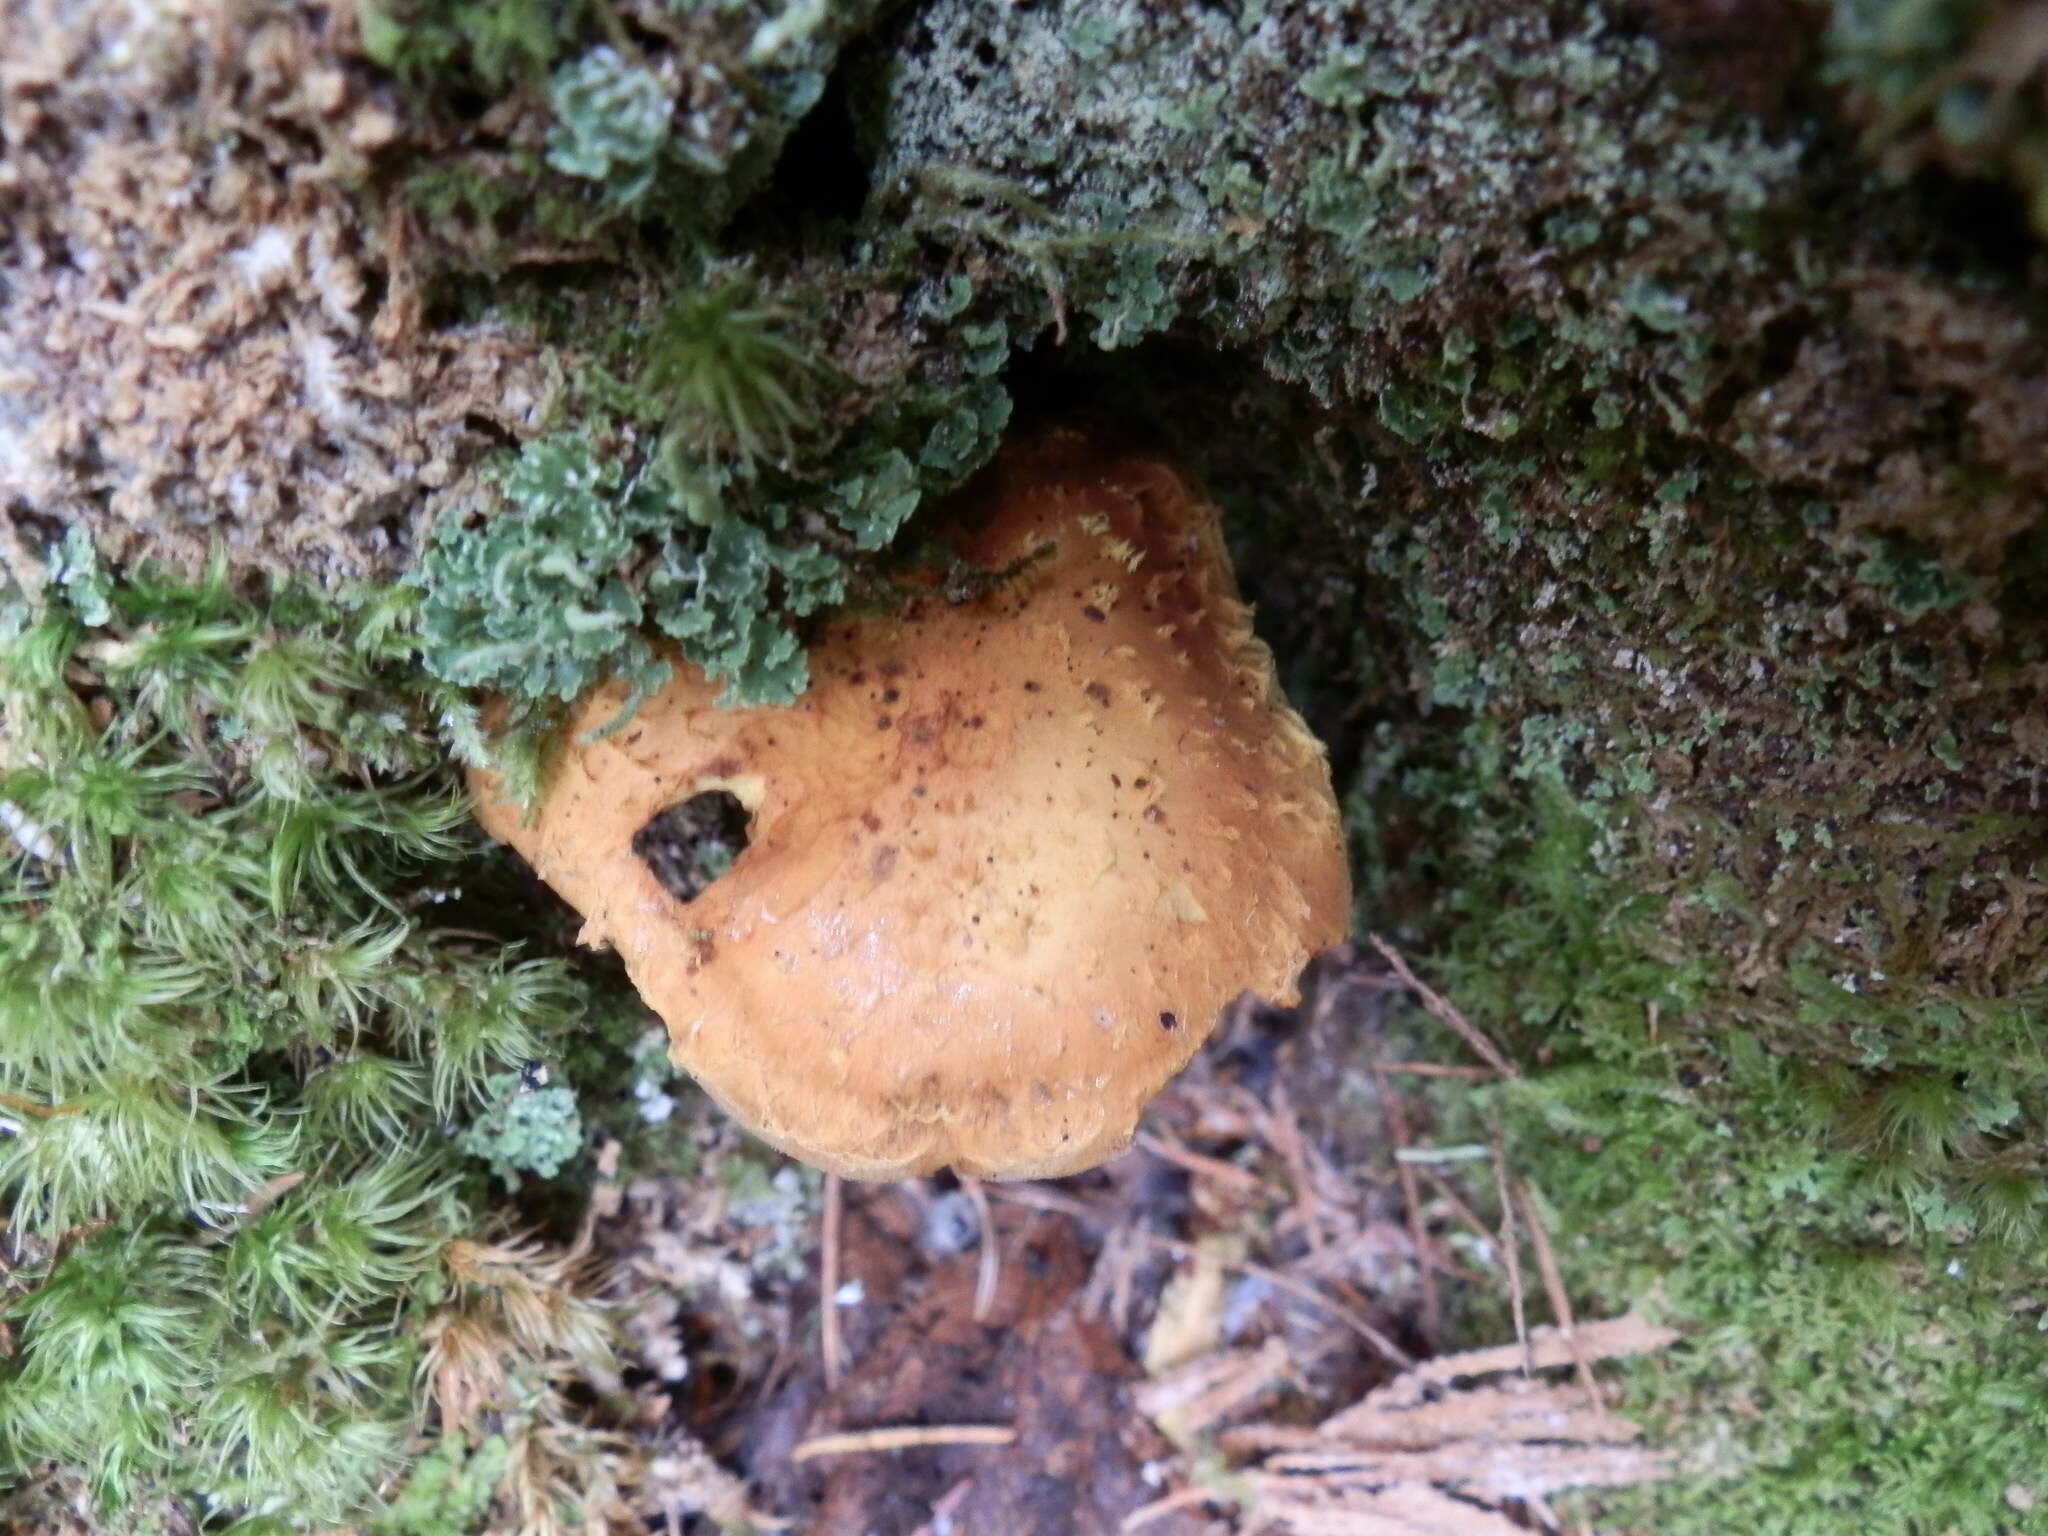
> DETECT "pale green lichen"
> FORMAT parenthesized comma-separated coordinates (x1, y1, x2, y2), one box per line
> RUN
(413, 311, 1021, 728)
(825, 449, 923, 552)
(413, 431, 858, 719)
(47, 525, 114, 628)
(372, 0, 892, 266)
(457, 1070, 583, 1187)
(417, 447, 783, 708)
(545, 47, 673, 203)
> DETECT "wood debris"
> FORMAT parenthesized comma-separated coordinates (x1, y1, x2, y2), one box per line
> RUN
(1126, 1312, 1679, 1535)
(1106, 948, 1685, 1536)
(1135, 1337, 1294, 1442)
(1366, 1313, 1679, 1406)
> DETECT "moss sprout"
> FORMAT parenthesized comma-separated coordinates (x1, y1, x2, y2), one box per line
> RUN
(637, 275, 836, 466)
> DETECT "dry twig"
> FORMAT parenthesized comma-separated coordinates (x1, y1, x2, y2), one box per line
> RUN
(791, 1424, 1017, 1461)
(1367, 934, 1519, 1078)
(1136, 1129, 1272, 1193)
(905, 1478, 975, 1536)
(1368, 1056, 1443, 1343)
(1373, 1312, 1676, 1403)
(1374, 1061, 1496, 1080)
(1515, 1180, 1605, 1413)
(1417, 1166, 1496, 1256)
(1120, 1485, 1230, 1531)
(963, 1174, 1000, 1322)
(1488, 1107, 1532, 1377)
(1135, 1336, 1293, 1442)
(1264, 1081, 1336, 1254)
(1206, 1313, 1679, 1533)
(821, 1172, 846, 1390)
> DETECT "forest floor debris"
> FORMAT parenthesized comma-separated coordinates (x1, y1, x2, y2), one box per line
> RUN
(577, 943, 1680, 1535)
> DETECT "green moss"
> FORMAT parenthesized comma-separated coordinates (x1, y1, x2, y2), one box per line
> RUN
(372, 1434, 511, 1536)
(0, 560, 619, 1527)
(357, 0, 577, 92)
(1292, 319, 2048, 1528)
(634, 275, 836, 465)
(1372, 787, 2048, 1535)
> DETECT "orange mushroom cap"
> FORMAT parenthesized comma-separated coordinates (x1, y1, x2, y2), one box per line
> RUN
(471, 430, 1351, 1179)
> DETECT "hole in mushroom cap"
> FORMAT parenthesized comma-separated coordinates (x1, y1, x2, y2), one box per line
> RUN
(633, 791, 751, 904)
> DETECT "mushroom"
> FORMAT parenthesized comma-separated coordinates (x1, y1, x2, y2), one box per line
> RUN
(471, 429, 1350, 1180)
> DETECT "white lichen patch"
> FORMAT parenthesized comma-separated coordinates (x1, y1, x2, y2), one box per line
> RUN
(0, 0, 548, 578)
